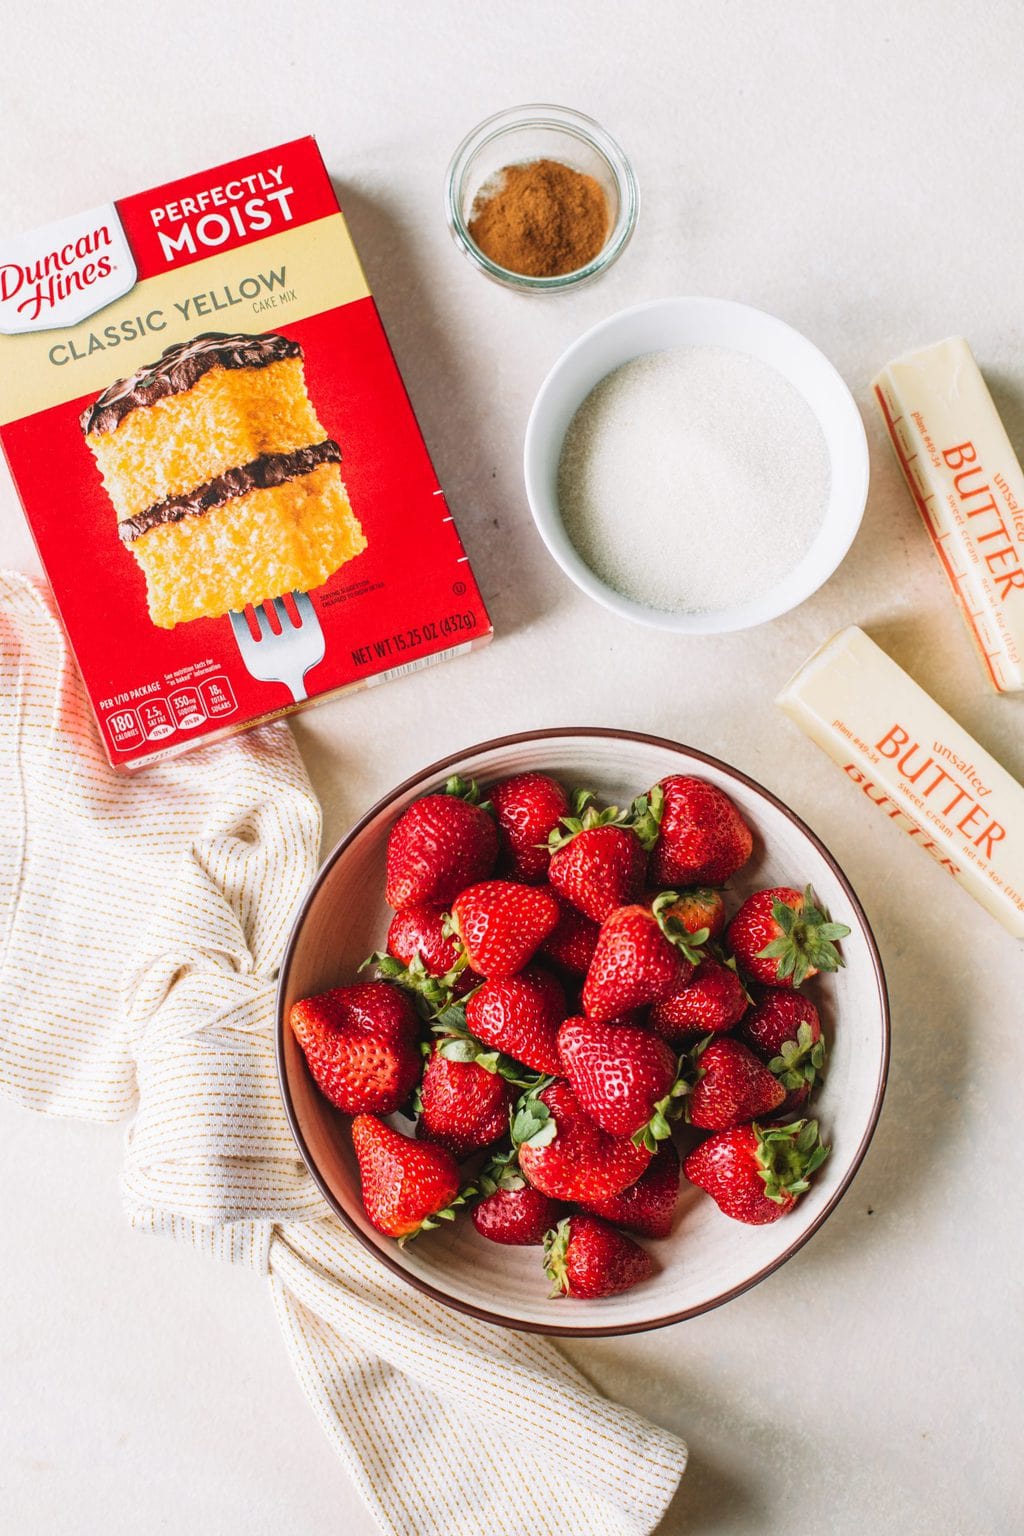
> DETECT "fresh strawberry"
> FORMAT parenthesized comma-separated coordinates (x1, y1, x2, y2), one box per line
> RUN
(557, 1016, 684, 1148)
(513, 1079, 651, 1201)
(543, 1215, 653, 1298)
(465, 966, 565, 1074)
(490, 771, 569, 883)
(660, 887, 727, 941)
(418, 1045, 517, 1160)
(636, 776, 753, 888)
(366, 905, 479, 1010)
(686, 1036, 786, 1130)
(450, 880, 559, 978)
(351, 1113, 464, 1240)
(579, 1141, 681, 1239)
(386, 902, 464, 977)
(726, 884, 851, 989)
(473, 1184, 561, 1245)
(548, 808, 648, 924)
(683, 1118, 829, 1224)
(538, 892, 601, 976)
(581, 892, 706, 1023)
(289, 982, 421, 1116)
(739, 990, 825, 1103)
(650, 956, 749, 1039)
(471, 1152, 563, 1245)
(385, 776, 498, 909)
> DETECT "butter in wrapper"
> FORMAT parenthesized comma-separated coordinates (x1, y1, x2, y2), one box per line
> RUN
(777, 626, 1024, 940)
(873, 336, 1024, 693)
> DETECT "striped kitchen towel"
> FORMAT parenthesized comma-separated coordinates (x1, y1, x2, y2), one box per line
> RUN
(0, 571, 687, 1536)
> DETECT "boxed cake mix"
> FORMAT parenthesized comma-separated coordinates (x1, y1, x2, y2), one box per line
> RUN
(0, 137, 491, 768)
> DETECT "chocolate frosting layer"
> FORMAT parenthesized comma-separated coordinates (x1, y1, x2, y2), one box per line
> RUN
(81, 331, 303, 436)
(117, 440, 342, 544)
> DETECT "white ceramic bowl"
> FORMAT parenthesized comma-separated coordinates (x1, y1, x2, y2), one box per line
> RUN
(523, 297, 870, 633)
(277, 729, 889, 1337)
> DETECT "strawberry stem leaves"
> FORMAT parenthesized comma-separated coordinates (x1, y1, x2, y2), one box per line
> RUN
(627, 784, 664, 853)
(752, 1118, 830, 1205)
(756, 885, 851, 987)
(651, 891, 709, 965)
(443, 775, 494, 817)
(768, 1021, 826, 1089)
(542, 1217, 572, 1297)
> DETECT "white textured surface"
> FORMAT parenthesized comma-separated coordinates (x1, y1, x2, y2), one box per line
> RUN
(1, 3, 1022, 1534)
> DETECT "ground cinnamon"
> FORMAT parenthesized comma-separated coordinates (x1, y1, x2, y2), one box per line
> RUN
(467, 158, 609, 278)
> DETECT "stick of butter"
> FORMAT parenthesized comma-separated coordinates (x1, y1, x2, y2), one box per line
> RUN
(873, 336, 1024, 693)
(777, 626, 1024, 939)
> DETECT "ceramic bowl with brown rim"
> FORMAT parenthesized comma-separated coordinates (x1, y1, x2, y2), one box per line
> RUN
(277, 729, 889, 1337)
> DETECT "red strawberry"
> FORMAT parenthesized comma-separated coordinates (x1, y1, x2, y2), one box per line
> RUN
(538, 892, 601, 976)
(513, 1079, 651, 1201)
(637, 776, 753, 888)
(367, 905, 479, 1011)
(739, 990, 825, 1098)
(660, 887, 727, 941)
(686, 1036, 786, 1130)
(650, 956, 749, 1039)
(548, 814, 647, 924)
(471, 1153, 562, 1245)
(473, 1184, 561, 1245)
(490, 772, 569, 883)
(543, 1215, 653, 1298)
(726, 884, 851, 989)
(385, 776, 498, 909)
(289, 982, 421, 1116)
(579, 1141, 680, 1239)
(450, 880, 559, 978)
(418, 1047, 516, 1160)
(557, 1016, 684, 1147)
(352, 1113, 463, 1240)
(465, 966, 565, 1075)
(386, 902, 463, 976)
(683, 1118, 829, 1224)
(582, 893, 705, 1023)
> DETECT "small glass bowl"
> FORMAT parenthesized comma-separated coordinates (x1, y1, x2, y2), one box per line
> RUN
(445, 104, 639, 293)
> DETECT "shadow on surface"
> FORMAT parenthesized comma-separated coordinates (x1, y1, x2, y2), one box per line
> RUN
(328, 180, 551, 638)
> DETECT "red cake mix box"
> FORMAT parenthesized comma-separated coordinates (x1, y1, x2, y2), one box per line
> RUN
(0, 136, 491, 769)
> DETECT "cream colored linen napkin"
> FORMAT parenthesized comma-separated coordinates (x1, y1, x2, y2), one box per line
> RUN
(0, 571, 686, 1536)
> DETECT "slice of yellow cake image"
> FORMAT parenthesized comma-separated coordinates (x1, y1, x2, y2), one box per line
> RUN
(81, 331, 367, 628)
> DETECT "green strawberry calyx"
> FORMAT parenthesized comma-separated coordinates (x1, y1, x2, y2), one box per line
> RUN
(756, 885, 852, 987)
(510, 1079, 558, 1150)
(397, 1181, 476, 1247)
(547, 793, 630, 853)
(768, 1021, 827, 1089)
(626, 783, 664, 853)
(443, 774, 494, 817)
(361, 948, 470, 1017)
(476, 1147, 526, 1197)
(651, 891, 709, 965)
(542, 1217, 573, 1297)
(633, 1057, 690, 1152)
(710, 947, 756, 1006)
(430, 1012, 544, 1089)
(752, 1118, 830, 1205)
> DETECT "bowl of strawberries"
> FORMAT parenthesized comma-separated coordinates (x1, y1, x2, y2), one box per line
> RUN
(277, 728, 889, 1335)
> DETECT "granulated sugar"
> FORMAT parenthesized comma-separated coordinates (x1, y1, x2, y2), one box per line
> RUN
(557, 347, 830, 613)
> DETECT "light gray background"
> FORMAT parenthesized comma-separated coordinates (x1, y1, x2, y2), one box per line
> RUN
(1, 3, 1021, 1532)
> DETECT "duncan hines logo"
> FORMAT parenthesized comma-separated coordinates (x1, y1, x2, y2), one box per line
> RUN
(0, 203, 137, 335)
(149, 166, 295, 262)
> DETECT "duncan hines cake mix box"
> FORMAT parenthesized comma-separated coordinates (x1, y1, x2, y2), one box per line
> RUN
(0, 137, 492, 769)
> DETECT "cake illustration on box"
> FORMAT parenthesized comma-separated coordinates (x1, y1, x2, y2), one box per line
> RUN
(80, 331, 367, 629)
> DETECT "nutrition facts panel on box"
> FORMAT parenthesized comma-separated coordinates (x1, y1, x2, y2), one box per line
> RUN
(102, 673, 238, 752)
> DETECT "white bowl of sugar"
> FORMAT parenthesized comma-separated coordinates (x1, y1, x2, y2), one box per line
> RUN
(523, 297, 869, 633)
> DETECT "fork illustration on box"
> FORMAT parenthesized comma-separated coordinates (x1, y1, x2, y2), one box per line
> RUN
(229, 592, 326, 703)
